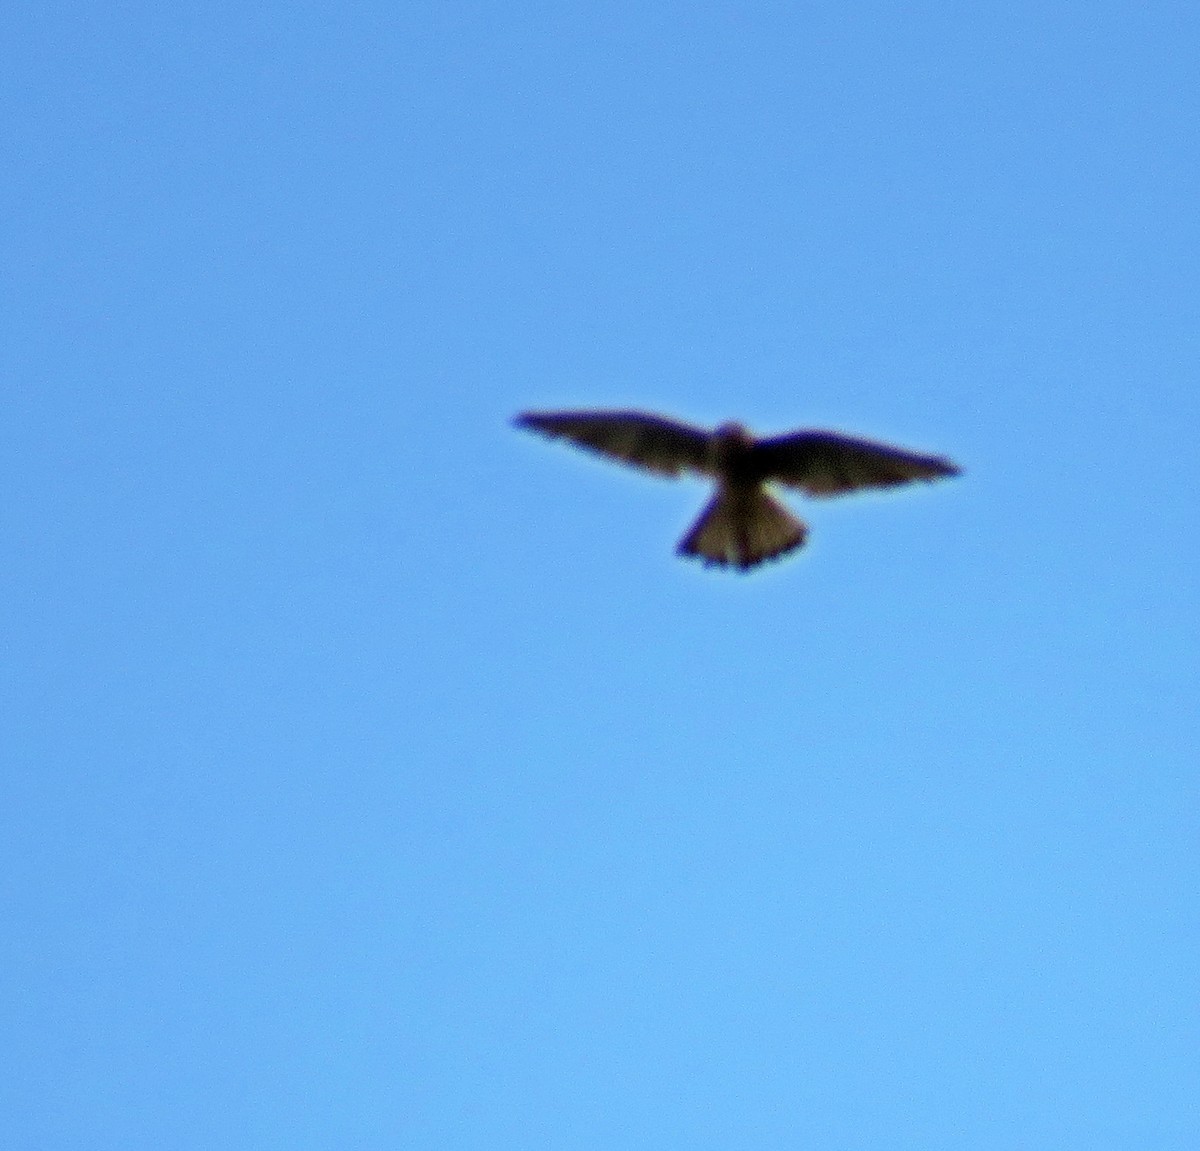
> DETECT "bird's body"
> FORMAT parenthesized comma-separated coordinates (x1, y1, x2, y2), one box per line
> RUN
(515, 409, 960, 570)
(707, 421, 759, 483)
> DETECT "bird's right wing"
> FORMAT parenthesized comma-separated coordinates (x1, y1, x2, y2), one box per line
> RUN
(514, 410, 713, 478)
(754, 430, 961, 496)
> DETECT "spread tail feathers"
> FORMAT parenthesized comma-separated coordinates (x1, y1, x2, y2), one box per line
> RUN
(677, 486, 808, 570)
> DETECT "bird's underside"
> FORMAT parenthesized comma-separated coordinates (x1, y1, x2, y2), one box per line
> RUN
(514, 408, 961, 570)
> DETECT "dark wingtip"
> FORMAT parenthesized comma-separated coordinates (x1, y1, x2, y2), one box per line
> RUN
(513, 411, 552, 438)
(514, 410, 563, 433)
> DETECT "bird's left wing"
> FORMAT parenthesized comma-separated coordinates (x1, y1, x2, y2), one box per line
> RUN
(753, 430, 961, 496)
(514, 410, 712, 478)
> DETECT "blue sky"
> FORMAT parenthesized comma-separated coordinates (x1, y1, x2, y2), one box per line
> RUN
(3, 2, 1197, 1147)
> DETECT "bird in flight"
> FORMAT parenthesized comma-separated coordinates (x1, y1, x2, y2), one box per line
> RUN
(514, 408, 961, 570)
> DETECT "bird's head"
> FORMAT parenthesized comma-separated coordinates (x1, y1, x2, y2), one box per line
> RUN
(710, 421, 756, 473)
(714, 421, 754, 446)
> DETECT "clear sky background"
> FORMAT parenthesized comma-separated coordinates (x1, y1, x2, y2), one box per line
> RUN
(3, 2, 1197, 1148)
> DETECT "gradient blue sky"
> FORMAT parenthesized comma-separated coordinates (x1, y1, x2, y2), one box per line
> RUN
(3, 2, 1198, 1148)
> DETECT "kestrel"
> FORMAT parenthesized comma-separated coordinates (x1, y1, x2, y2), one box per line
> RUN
(515, 408, 961, 570)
